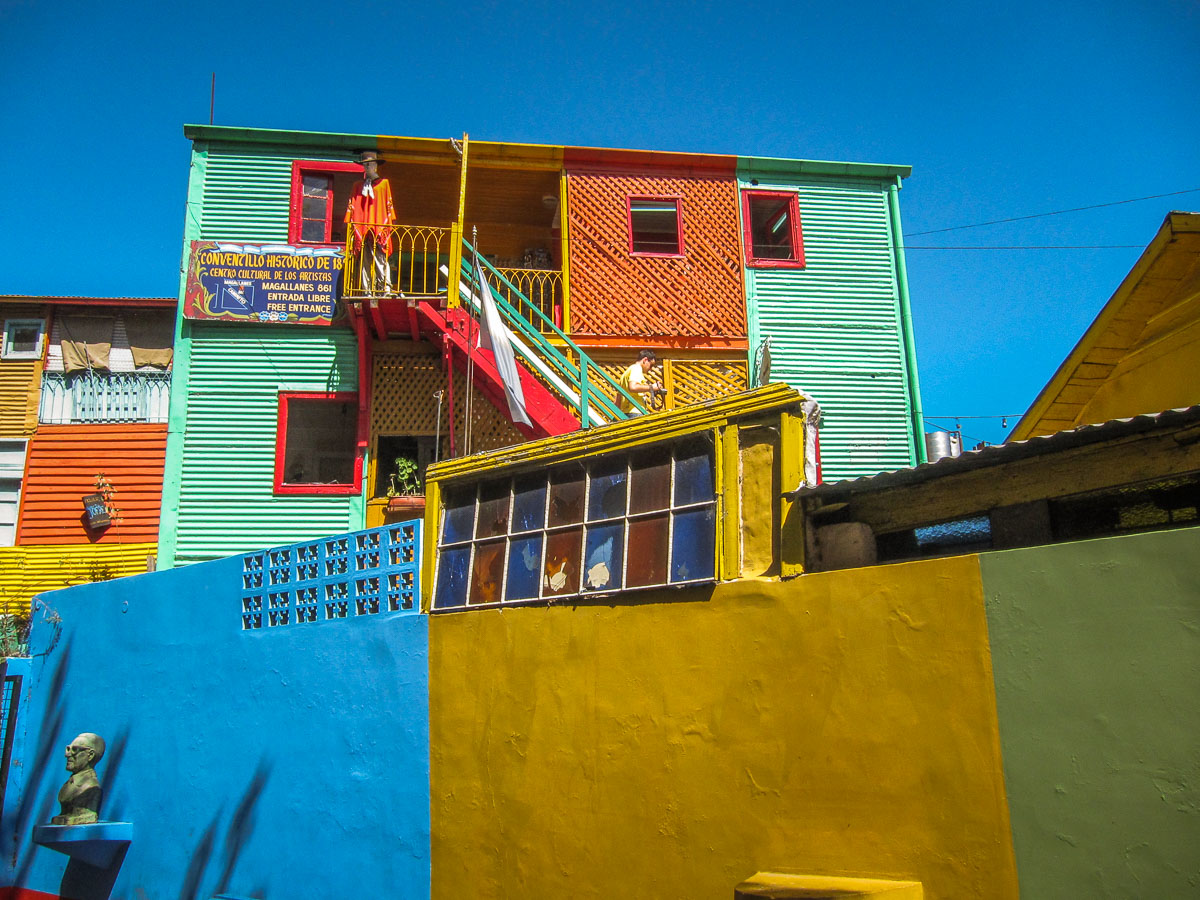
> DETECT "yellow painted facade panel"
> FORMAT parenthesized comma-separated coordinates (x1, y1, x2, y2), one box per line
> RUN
(0, 357, 41, 437)
(429, 554, 1017, 900)
(0, 543, 155, 616)
(1078, 316, 1200, 426)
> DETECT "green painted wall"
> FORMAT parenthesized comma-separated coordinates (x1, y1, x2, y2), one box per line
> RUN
(737, 166, 920, 480)
(161, 142, 365, 566)
(980, 525, 1200, 898)
(172, 322, 361, 565)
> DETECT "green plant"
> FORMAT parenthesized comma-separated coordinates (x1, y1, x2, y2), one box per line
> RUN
(0, 613, 31, 658)
(386, 454, 423, 497)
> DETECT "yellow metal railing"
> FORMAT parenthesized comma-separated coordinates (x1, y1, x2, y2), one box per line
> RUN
(488, 267, 563, 334)
(343, 223, 452, 298)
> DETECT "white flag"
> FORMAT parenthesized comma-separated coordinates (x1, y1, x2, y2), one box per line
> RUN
(475, 263, 533, 428)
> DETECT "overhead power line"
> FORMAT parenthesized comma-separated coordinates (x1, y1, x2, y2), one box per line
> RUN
(909, 188, 1200, 236)
(905, 244, 1143, 250)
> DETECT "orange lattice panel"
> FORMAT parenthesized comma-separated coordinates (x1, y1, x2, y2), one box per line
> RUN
(566, 170, 746, 340)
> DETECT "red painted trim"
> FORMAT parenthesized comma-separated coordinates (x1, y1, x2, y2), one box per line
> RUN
(287, 160, 362, 245)
(351, 309, 371, 492)
(0, 888, 63, 899)
(563, 146, 737, 176)
(741, 190, 806, 269)
(273, 391, 362, 495)
(626, 195, 685, 258)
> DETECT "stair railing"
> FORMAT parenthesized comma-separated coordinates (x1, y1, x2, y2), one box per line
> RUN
(458, 239, 646, 426)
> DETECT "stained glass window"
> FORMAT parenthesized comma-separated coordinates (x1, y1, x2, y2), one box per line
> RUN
(432, 435, 717, 609)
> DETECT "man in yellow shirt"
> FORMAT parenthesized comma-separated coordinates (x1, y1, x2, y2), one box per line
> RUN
(617, 349, 662, 416)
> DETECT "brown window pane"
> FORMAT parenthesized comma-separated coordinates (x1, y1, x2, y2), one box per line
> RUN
(282, 398, 357, 485)
(626, 514, 669, 587)
(548, 467, 585, 527)
(629, 448, 671, 514)
(469, 540, 505, 605)
(476, 480, 511, 538)
(543, 527, 582, 596)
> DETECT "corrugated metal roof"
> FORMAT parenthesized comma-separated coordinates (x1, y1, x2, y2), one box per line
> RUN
(799, 405, 1200, 498)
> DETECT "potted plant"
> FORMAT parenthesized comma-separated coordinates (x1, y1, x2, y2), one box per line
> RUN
(386, 453, 425, 513)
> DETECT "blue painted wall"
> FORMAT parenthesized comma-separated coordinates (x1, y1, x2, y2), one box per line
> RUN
(2, 554, 430, 900)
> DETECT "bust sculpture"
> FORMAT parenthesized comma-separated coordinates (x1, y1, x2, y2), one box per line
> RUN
(51, 733, 105, 826)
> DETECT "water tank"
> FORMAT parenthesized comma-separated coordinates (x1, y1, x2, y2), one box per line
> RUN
(924, 431, 963, 462)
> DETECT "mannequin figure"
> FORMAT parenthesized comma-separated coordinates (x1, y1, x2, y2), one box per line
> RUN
(344, 151, 396, 296)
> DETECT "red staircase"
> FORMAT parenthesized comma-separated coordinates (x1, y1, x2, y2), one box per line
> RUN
(412, 301, 581, 440)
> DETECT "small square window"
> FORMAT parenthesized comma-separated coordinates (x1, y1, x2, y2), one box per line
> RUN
(288, 160, 364, 245)
(628, 197, 684, 257)
(274, 392, 360, 495)
(742, 190, 805, 268)
(2, 319, 45, 360)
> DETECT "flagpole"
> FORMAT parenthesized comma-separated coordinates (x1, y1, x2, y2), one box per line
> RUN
(464, 227, 479, 455)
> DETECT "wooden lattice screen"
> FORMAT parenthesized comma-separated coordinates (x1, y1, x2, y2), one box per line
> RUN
(565, 171, 746, 339)
(371, 347, 523, 454)
(593, 353, 748, 413)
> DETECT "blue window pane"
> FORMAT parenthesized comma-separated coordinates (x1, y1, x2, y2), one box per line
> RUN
(433, 546, 471, 608)
(588, 460, 627, 521)
(512, 475, 547, 533)
(674, 449, 714, 506)
(582, 524, 624, 591)
(441, 488, 475, 544)
(506, 535, 542, 601)
(671, 507, 715, 583)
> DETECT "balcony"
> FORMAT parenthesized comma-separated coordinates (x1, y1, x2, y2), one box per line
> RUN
(40, 371, 171, 424)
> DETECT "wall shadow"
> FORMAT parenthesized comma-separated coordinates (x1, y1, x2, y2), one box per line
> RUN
(58, 842, 129, 900)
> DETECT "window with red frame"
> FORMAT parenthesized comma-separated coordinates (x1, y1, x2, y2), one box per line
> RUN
(287, 161, 363, 245)
(627, 197, 684, 256)
(274, 392, 360, 495)
(742, 191, 805, 268)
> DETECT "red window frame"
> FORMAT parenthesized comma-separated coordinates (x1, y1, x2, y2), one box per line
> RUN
(288, 160, 363, 245)
(741, 190, 805, 269)
(274, 391, 362, 495)
(626, 195, 686, 258)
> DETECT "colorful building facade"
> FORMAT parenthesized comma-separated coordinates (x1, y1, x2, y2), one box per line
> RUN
(0, 297, 174, 615)
(159, 127, 924, 568)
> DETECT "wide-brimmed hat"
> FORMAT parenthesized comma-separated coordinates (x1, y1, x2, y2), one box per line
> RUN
(359, 150, 383, 165)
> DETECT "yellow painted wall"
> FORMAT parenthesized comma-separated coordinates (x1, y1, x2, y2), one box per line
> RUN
(0, 543, 155, 616)
(0, 356, 41, 437)
(429, 555, 1017, 899)
(1077, 306, 1200, 426)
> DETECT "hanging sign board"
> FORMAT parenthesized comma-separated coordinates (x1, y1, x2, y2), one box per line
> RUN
(81, 493, 111, 529)
(184, 242, 344, 325)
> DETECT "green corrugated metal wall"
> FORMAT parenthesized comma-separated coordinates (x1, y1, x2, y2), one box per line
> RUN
(169, 144, 363, 565)
(739, 173, 918, 481)
(198, 146, 353, 241)
(174, 322, 359, 565)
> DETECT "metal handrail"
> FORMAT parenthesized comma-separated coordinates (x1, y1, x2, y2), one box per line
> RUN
(489, 267, 562, 334)
(343, 223, 451, 298)
(459, 239, 645, 424)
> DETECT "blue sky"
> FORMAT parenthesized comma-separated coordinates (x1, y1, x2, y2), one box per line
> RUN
(1, 0, 1197, 445)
